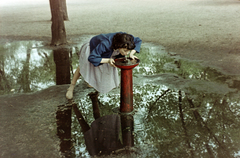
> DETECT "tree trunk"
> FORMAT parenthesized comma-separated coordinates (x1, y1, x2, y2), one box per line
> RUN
(50, 0, 69, 21)
(49, 0, 67, 46)
(62, 0, 69, 21)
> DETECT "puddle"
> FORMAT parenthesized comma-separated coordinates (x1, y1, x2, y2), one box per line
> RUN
(1, 39, 240, 157)
(0, 40, 82, 94)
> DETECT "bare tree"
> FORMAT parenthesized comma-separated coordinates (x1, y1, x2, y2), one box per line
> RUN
(49, 0, 67, 46)
(61, 0, 69, 21)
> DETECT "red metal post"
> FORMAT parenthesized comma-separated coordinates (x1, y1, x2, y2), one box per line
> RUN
(120, 68, 133, 113)
(114, 57, 139, 113)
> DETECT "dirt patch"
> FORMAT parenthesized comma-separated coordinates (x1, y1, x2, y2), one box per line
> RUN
(0, 85, 69, 157)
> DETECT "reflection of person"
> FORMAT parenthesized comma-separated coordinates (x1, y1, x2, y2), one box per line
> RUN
(66, 32, 142, 99)
(72, 92, 135, 156)
(84, 114, 124, 156)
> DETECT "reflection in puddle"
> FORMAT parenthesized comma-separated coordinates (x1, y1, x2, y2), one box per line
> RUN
(71, 93, 136, 157)
(53, 48, 71, 85)
(1, 40, 240, 157)
(56, 104, 73, 157)
(0, 40, 81, 95)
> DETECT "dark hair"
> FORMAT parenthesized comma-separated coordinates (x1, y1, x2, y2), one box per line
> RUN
(111, 33, 136, 50)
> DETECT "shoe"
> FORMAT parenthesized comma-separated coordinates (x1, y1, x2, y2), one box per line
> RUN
(66, 88, 73, 99)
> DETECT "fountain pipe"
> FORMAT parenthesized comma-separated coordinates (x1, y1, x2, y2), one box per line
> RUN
(114, 58, 139, 113)
(120, 68, 133, 112)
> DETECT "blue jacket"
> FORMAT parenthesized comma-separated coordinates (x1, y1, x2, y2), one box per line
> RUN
(88, 32, 142, 67)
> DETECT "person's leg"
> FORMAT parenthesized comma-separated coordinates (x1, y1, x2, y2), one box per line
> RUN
(66, 67, 81, 99)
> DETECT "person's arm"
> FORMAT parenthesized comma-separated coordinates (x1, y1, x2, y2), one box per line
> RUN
(100, 58, 116, 67)
(88, 43, 116, 67)
(88, 43, 106, 67)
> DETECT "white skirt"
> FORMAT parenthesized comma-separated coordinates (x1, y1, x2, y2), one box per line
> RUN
(78, 42, 120, 93)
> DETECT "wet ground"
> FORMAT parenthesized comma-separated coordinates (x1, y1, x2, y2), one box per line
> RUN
(1, 37, 240, 158)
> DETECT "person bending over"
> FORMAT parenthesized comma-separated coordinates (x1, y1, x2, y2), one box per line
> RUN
(66, 32, 142, 99)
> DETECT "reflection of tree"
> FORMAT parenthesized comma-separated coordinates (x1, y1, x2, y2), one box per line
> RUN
(0, 41, 82, 95)
(0, 46, 11, 93)
(186, 97, 232, 157)
(56, 104, 72, 157)
(53, 48, 71, 85)
(10, 42, 56, 93)
(17, 48, 31, 93)
(144, 88, 239, 157)
(75, 83, 240, 157)
(178, 90, 194, 158)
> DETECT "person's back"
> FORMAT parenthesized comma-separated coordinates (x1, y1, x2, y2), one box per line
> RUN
(90, 32, 122, 53)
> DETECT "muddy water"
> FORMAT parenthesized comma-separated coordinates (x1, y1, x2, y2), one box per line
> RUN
(1, 40, 240, 157)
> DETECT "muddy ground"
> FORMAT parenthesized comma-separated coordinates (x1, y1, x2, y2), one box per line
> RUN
(0, 0, 240, 157)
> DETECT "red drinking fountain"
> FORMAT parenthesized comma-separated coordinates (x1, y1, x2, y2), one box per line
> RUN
(114, 57, 140, 113)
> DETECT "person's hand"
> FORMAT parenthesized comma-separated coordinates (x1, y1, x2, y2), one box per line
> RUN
(129, 54, 138, 60)
(129, 50, 138, 60)
(108, 58, 117, 67)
